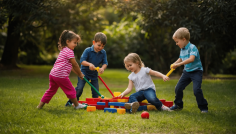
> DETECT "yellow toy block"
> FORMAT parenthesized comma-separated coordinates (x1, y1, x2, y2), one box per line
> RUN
(87, 106, 96, 112)
(117, 108, 126, 114)
(117, 99, 128, 102)
(110, 106, 115, 108)
(141, 100, 148, 103)
(114, 92, 121, 97)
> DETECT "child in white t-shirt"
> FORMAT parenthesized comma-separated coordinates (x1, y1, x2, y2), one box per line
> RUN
(118, 53, 171, 113)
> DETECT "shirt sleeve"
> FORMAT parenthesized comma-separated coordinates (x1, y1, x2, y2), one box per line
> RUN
(144, 67, 151, 74)
(190, 46, 198, 57)
(128, 73, 133, 81)
(80, 48, 89, 64)
(67, 48, 75, 59)
(102, 50, 108, 65)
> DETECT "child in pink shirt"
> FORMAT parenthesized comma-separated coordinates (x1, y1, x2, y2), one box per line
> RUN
(37, 30, 86, 109)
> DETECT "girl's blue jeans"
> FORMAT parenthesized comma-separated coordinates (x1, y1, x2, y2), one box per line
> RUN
(128, 88, 163, 111)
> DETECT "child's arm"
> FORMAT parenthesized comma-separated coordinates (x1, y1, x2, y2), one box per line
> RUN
(149, 70, 169, 81)
(118, 80, 133, 98)
(70, 58, 84, 80)
(81, 61, 96, 71)
(98, 64, 107, 74)
(172, 55, 195, 69)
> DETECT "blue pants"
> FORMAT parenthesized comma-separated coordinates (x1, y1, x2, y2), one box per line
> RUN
(67, 76, 99, 103)
(128, 88, 163, 111)
(174, 70, 208, 110)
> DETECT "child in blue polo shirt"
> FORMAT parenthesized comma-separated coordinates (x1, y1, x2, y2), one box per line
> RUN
(65, 32, 108, 106)
(170, 27, 208, 113)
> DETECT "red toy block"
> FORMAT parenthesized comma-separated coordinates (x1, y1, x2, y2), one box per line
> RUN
(109, 99, 118, 102)
(93, 98, 101, 102)
(96, 105, 107, 110)
(159, 99, 166, 105)
(165, 101, 173, 107)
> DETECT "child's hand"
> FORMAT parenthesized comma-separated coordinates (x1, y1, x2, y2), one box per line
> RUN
(118, 93, 125, 98)
(171, 64, 180, 69)
(162, 75, 170, 82)
(89, 64, 96, 71)
(78, 73, 84, 80)
(99, 68, 104, 74)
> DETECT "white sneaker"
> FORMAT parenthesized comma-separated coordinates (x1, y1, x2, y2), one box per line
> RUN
(161, 105, 171, 111)
(75, 103, 87, 109)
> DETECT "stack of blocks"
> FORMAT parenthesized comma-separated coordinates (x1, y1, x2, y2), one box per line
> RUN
(79, 92, 173, 113)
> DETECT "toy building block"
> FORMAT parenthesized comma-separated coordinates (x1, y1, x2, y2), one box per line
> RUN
(104, 108, 117, 113)
(114, 92, 121, 97)
(165, 101, 173, 107)
(117, 99, 128, 102)
(87, 106, 96, 112)
(108, 102, 125, 107)
(117, 108, 126, 114)
(97, 102, 106, 106)
(142, 100, 148, 103)
(159, 99, 166, 105)
(109, 99, 118, 102)
(110, 106, 115, 108)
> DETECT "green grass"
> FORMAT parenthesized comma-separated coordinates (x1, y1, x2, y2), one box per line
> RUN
(0, 65, 236, 134)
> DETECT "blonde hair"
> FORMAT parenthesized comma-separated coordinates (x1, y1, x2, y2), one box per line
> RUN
(124, 53, 144, 70)
(173, 27, 190, 41)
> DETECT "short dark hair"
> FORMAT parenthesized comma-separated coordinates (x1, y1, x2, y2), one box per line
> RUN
(94, 32, 107, 45)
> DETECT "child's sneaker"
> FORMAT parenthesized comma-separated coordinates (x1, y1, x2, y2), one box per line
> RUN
(161, 105, 171, 111)
(130, 102, 140, 114)
(170, 105, 183, 111)
(75, 103, 87, 109)
(124, 103, 132, 109)
(201, 110, 208, 113)
(65, 101, 72, 107)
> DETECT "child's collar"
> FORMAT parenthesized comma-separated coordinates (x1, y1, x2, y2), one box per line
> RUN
(182, 42, 190, 50)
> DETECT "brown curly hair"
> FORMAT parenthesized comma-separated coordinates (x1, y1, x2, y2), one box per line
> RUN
(58, 30, 80, 50)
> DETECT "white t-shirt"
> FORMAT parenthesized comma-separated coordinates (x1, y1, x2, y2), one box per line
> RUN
(128, 67, 156, 92)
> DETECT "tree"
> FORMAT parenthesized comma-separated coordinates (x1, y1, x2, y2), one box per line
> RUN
(0, 0, 108, 68)
(0, 0, 59, 68)
(112, 0, 236, 74)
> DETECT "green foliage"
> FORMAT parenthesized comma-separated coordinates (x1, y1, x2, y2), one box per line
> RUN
(0, 65, 236, 133)
(103, 15, 146, 68)
(112, 0, 236, 74)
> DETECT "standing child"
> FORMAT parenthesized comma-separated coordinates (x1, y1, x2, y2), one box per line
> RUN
(37, 30, 86, 109)
(118, 53, 171, 114)
(170, 27, 208, 113)
(65, 32, 108, 106)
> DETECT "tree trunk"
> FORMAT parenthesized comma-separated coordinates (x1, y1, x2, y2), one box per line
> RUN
(0, 15, 20, 69)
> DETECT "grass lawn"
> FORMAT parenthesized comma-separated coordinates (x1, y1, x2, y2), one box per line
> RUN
(0, 65, 236, 134)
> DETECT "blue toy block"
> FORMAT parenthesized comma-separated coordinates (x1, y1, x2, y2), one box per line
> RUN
(104, 108, 117, 113)
(97, 102, 106, 106)
(108, 102, 125, 107)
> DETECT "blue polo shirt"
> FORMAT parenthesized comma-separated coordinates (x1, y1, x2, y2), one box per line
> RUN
(80, 45, 108, 80)
(180, 42, 203, 72)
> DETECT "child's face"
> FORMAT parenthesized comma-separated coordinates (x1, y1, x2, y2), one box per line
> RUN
(125, 61, 140, 73)
(67, 38, 79, 50)
(93, 40, 105, 52)
(173, 37, 188, 49)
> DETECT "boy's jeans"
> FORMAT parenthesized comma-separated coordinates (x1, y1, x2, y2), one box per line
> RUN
(128, 88, 163, 111)
(174, 70, 208, 110)
(67, 76, 99, 104)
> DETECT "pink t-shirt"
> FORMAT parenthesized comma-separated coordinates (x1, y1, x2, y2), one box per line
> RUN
(50, 47, 75, 78)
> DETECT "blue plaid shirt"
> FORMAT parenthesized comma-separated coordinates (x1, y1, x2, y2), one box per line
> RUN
(80, 45, 108, 80)
(180, 42, 203, 72)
